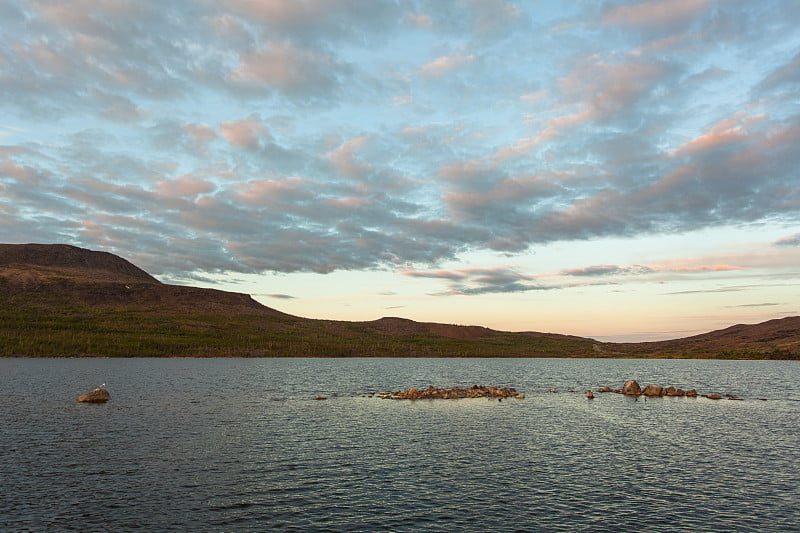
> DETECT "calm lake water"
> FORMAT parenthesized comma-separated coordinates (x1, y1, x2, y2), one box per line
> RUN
(1, 357, 798, 532)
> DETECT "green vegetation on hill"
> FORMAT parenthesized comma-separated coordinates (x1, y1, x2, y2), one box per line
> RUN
(0, 297, 597, 357)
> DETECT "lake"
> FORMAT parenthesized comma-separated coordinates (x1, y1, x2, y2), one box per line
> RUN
(1, 357, 798, 532)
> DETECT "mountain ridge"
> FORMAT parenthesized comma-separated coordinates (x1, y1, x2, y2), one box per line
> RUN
(1, 243, 796, 358)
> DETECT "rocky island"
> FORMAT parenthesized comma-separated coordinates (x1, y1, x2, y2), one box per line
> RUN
(379, 385, 525, 400)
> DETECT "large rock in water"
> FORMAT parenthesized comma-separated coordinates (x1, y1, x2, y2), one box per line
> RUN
(642, 384, 663, 397)
(622, 380, 641, 395)
(77, 387, 109, 403)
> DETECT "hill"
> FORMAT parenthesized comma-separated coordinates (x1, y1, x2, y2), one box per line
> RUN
(0, 243, 158, 283)
(604, 317, 800, 359)
(0, 244, 796, 359)
(0, 244, 595, 357)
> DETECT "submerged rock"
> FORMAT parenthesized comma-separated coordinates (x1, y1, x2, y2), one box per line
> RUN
(77, 386, 109, 403)
(597, 386, 613, 393)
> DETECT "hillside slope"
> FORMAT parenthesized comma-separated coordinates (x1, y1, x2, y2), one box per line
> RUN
(0, 244, 284, 315)
(605, 316, 800, 358)
(0, 243, 158, 283)
(0, 243, 796, 358)
(0, 243, 597, 357)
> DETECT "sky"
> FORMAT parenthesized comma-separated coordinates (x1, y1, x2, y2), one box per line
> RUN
(1, 0, 799, 341)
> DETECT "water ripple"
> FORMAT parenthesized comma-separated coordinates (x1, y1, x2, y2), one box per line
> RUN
(1, 358, 798, 531)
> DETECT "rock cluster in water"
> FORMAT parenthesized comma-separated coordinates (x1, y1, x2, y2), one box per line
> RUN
(76, 386, 110, 403)
(379, 385, 524, 400)
(596, 380, 746, 400)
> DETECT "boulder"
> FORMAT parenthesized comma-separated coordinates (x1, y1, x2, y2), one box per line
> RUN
(642, 384, 663, 397)
(586, 390, 594, 399)
(622, 380, 641, 396)
(703, 394, 722, 400)
(597, 386, 613, 393)
(664, 386, 678, 396)
(77, 386, 109, 403)
(685, 389, 698, 397)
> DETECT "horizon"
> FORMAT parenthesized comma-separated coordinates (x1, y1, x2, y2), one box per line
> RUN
(1, 1, 799, 342)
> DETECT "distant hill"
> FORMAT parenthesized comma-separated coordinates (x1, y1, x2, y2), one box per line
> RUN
(606, 317, 800, 358)
(0, 243, 796, 359)
(0, 243, 282, 314)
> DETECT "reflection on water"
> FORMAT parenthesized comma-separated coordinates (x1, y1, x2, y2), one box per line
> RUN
(1, 357, 798, 531)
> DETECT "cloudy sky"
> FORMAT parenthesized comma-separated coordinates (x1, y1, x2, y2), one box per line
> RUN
(2, 0, 799, 341)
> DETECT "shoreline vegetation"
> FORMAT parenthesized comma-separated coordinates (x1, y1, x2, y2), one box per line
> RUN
(1, 244, 798, 359)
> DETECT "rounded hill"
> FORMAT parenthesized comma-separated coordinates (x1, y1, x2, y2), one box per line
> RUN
(0, 243, 159, 283)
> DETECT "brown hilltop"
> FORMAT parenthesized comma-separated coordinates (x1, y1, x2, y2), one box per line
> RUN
(366, 316, 494, 339)
(0, 243, 286, 315)
(0, 243, 159, 284)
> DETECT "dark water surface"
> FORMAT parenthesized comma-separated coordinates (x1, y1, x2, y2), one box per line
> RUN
(1, 357, 798, 532)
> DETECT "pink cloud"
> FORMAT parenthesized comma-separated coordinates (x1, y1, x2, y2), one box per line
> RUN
(326, 136, 371, 178)
(775, 233, 800, 246)
(155, 175, 215, 198)
(674, 113, 765, 156)
(531, 56, 667, 145)
(229, 41, 338, 94)
(224, 0, 317, 28)
(406, 13, 433, 29)
(183, 122, 216, 143)
(323, 197, 370, 210)
(233, 177, 311, 206)
(220, 115, 268, 150)
(0, 160, 48, 184)
(602, 0, 711, 28)
(418, 54, 475, 78)
(670, 265, 749, 272)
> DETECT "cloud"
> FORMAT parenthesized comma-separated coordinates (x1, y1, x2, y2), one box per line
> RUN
(774, 233, 800, 246)
(155, 175, 216, 198)
(402, 269, 469, 281)
(326, 136, 371, 178)
(727, 302, 781, 308)
(669, 265, 748, 272)
(406, 13, 433, 30)
(220, 115, 270, 150)
(602, 0, 712, 29)
(228, 41, 349, 100)
(405, 266, 552, 295)
(557, 56, 671, 124)
(756, 50, 800, 93)
(0, 0, 798, 285)
(673, 113, 766, 156)
(664, 284, 794, 296)
(561, 265, 654, 277)
(418, 54, 475, 78)
(664, 285, 757, 295)
(264, 293, 296, 300)
(223, 0, 402, 44)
